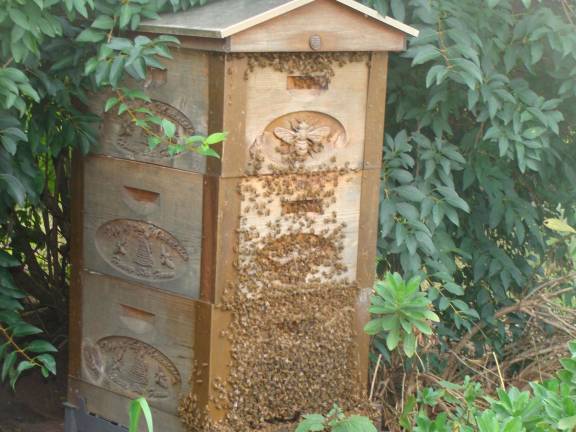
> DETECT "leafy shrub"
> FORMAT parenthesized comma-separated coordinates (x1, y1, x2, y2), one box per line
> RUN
(362, 0, 576, 352)
(400, 341, 576, 432)
(0, 251, 56, 387)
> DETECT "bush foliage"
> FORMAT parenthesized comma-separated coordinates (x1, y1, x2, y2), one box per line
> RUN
(362, 0, 576, 351)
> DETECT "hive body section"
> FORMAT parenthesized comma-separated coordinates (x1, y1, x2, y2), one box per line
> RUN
(69, 46, 389, 432)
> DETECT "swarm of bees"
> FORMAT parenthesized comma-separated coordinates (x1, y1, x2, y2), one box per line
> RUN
(179, 52, 374, 432)
(234, 52, 370, 88)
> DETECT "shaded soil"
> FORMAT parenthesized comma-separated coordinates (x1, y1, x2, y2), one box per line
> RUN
(0, 351, 66, 432)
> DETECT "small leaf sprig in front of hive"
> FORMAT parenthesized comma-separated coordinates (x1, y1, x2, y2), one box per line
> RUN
(104, 87, 226, 159)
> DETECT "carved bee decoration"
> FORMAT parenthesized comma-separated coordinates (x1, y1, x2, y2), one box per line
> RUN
(273, 120, 331, 160)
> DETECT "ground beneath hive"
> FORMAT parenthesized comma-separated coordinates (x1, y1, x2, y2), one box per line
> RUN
(0, 352, 66, 432)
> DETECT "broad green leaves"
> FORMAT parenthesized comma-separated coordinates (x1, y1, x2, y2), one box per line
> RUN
(371, 0, 576, 349)
(0, 254, 57, 387)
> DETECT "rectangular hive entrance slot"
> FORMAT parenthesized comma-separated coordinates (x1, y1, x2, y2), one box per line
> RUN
(66, 1, 418, 431)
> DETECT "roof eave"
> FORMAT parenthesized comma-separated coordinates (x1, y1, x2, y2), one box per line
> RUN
(139, 0, 420, 39)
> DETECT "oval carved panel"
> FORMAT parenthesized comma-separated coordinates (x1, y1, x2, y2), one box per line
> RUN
(83, 336, 181, 400)
(95, 219, 189, 282)
(110, 100, 195, 160)
(250, 111, 348, 170)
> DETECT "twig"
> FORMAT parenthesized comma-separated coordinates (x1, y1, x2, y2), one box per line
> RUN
(0, 325, 41, 367)
(493, 353, 505, 390)
(369, 354, 382, 402)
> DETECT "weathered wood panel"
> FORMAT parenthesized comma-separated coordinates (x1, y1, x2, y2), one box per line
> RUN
(228, 0, 406, 53)
(69, 378, 186, 432)
(239, 171, 362, 283)
(91, 48, 210, 173)
(83, 156, 203, 298)
(211, 55, 249, 177)
(69, 152, 85, 381)
(242, 55, 370, 176)
(80, 271, 196, 414)
(363, 52, 388, 170)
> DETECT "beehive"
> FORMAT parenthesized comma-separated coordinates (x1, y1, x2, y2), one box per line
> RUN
(66, 1, 418, 431)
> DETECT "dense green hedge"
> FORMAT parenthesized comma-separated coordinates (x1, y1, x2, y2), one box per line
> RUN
(364, 0, 576, 352)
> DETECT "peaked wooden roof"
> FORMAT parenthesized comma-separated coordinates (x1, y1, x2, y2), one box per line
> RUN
(139, 0, 419, 39)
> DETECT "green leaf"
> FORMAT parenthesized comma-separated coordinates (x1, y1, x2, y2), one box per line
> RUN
(8, 8, 30, 31)
(296, 414, 326, 432)
(445, 282, 464, 296)
(16, 360, 35, 375)
(403, 332, 417, 358)
(412, 45, 441, 66)
(390, 0, 405, 21)
(437, 186, 470, 212)
(104, 97, 119, 112)
(107, 38, 132, 51)
(129, 397, 154, 432)
(205, 132, 227, 145)
(148, 136, 162, 149)
(1, 351, 16, 382)
(12, 323, 43, 337)
(523, 127, 545, 139)
(364, 319, 382, 335)
(196, 145, 221, 159)
(161, 119, 176, 138)
(332, 416, 377, 432)
(394, 186, 426, 202)
(559, 416, 576, 430)
(73, 0, 89, 17)
(36, 354, 56, 375)
(119, 4, 132, 29)
(109, 56, 125, 87)
(25, 340, 57, 354)
(386, 328, 400, 351)
(0, 174, 26, 204)
(92, 15, 114, 30)
(76, 28, 105, 43)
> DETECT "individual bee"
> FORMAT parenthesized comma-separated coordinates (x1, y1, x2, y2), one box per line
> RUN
(273, 121, 331, 160)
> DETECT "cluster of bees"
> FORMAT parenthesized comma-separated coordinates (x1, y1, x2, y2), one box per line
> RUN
(179, 54, 374, 432)
(234, 52, 369, 89)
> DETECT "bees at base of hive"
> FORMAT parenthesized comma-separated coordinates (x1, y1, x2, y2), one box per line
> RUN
(178, 52, 372, 432)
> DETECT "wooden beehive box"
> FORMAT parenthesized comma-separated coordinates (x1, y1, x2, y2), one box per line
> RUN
(67, 1, 418, 431)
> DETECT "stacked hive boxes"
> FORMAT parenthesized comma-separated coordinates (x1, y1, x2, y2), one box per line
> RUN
(67, 1, 417, 431)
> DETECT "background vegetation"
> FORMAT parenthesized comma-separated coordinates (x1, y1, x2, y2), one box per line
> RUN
(0, 0, 575, 430)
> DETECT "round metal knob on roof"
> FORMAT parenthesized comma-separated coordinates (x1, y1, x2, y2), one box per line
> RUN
(309, 34, 322, 50)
